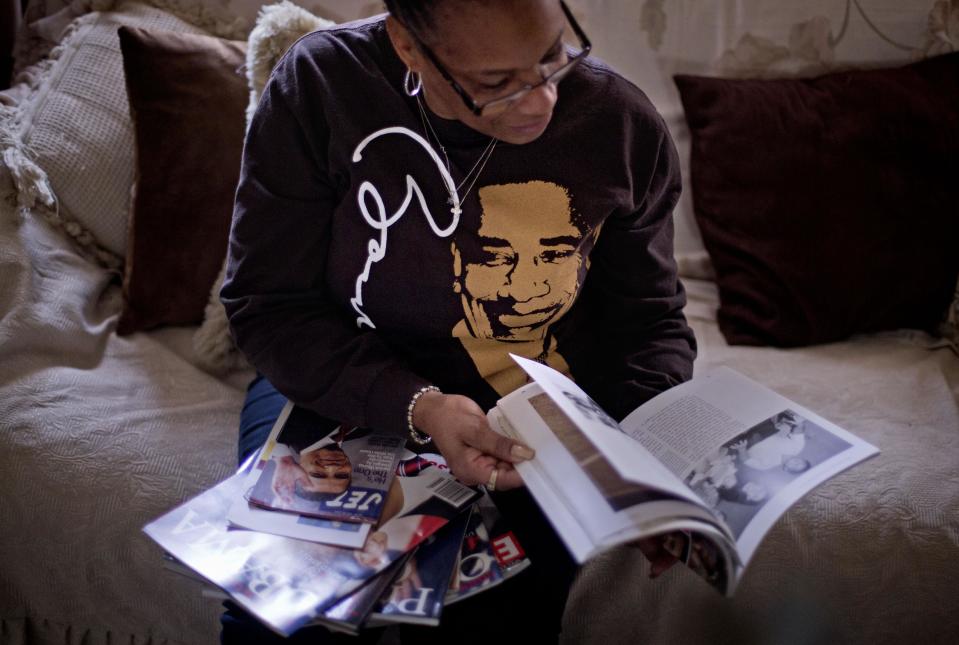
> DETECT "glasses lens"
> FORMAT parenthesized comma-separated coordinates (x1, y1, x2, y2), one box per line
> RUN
(477, 54, 585, 116)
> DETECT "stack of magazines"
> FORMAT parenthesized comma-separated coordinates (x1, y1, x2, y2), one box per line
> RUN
(144, 403, 531, 636)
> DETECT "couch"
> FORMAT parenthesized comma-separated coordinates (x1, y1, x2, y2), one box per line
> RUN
(1, 1, 957, 644)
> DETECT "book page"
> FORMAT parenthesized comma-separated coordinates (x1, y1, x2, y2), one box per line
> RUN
(509, 355, 704, 507)
(493, 383, 730, 564)
(621, 367, 879, 565)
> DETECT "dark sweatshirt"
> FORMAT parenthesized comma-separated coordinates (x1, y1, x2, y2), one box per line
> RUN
(222, 17, 695, 436)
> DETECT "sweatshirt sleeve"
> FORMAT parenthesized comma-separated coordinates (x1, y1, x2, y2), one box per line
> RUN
(569, 111, 696, 420)
(220, 44, 429, 436)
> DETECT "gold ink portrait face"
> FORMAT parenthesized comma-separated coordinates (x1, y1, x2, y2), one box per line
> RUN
(453, 181, 585, 340)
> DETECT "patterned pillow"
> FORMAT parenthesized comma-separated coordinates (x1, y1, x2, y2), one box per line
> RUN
(10, 1, 210, 263)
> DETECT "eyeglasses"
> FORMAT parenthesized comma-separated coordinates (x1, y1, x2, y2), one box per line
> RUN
(408, 0, 591, 117)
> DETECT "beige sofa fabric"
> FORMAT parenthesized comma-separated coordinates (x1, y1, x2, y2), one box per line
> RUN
(2, 2, 958, 644)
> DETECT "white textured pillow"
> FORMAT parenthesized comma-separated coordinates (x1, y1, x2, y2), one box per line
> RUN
(14, 1, 210, 260)
(151, 0, 382, 33)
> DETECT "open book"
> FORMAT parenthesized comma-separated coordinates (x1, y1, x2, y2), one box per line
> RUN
(489, 356, 878, 595)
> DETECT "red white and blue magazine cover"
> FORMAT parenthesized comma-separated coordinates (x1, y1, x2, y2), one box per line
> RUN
(446, 492, 531, 605)
(368, 509, 471, 626)
(246, 402, 406, 524)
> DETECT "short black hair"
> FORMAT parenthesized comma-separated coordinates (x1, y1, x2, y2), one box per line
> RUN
(383, 0, 440, 35)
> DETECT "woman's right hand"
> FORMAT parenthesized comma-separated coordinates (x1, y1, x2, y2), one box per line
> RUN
(411, 391, 534, 491)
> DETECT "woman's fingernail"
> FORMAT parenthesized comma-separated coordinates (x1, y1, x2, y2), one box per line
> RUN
(511, 445, 534, 461)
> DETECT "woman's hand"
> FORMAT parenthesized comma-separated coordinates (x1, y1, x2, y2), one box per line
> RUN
(411, 391, 534, 490)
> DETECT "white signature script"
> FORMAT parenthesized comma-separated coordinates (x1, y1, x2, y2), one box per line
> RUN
(349, 126, 460, 329)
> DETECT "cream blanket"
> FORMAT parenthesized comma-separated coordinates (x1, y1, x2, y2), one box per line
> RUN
(1, 190, 958, 644)
(0, 187, 244, 644)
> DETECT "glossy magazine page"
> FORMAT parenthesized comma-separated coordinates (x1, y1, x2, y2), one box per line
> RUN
(228, 471, 372, 548)
(445, 492, 531, 605)
(368, 510, 470, 626)
(312, 555, 411, 635)
(247, 402, 406, 524)
(144, 450, 479, 636)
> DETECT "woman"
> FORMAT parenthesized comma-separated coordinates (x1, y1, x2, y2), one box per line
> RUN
(220, 0, 695, 642)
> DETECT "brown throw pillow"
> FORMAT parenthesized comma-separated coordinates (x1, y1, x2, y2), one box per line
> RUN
(675, 52, 959, 347)
(117, 26, 246, 335)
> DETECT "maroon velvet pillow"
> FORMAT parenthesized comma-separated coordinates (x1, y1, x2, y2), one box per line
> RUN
(117, 26, 247, 335)
(675, 52, 959, 346)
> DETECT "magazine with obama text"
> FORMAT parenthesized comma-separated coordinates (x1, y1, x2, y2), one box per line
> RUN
(310, 554, 411, 635)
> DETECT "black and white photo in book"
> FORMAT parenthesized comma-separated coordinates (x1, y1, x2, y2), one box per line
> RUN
(494, 355, 878, 594)
(685, 409, 853, 538)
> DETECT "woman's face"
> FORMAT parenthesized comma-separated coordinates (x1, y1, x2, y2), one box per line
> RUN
(389, 0, 569, 145)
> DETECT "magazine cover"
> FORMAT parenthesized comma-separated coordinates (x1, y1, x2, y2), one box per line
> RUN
(312, 555, 411, 635)
(446, 492, 531, 605)
(144, 450, 480, 636)
(228, 475, 372, 548)
(247, 402, 405, 524)
(145, 473, 350, 636)
(368, 509, 471, 626)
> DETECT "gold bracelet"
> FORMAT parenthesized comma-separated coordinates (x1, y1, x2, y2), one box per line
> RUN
(407, 385, 441, 445)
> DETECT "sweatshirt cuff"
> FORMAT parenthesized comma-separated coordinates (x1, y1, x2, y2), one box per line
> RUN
(365, 363, 432, 437)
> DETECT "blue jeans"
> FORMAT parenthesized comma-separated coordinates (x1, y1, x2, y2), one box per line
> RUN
(222, 374, 577, 644)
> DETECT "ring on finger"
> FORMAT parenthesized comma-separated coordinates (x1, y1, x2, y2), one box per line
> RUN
(486, 468, 499, 492)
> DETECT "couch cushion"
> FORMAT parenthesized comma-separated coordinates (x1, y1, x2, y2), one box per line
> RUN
(675, 51, 959, 346)
(14, 1, 212, 260)
(117, 25, 246, 334)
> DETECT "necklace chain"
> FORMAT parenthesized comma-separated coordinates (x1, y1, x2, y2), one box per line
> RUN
(416, 95, 498, 212)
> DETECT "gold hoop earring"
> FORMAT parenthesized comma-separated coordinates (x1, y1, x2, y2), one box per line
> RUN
(404, 68, 423, 96)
